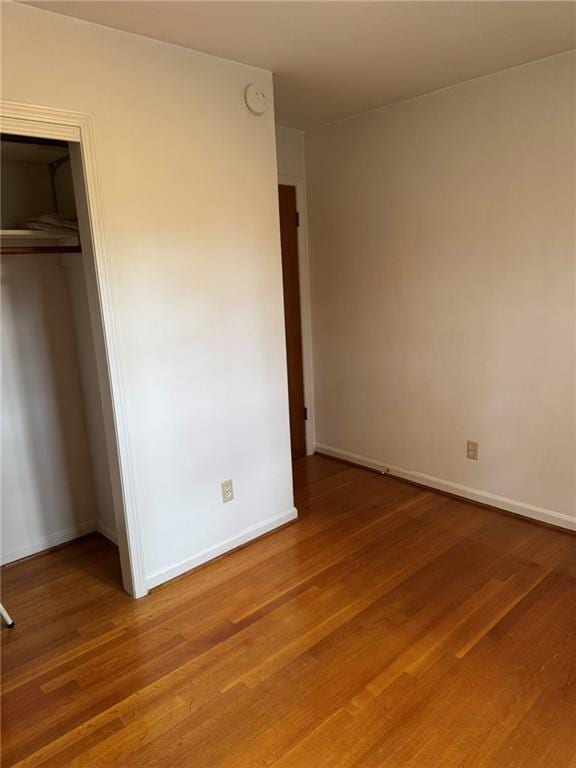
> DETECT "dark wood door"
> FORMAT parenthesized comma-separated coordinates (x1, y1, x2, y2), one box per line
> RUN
(278, 184, 306, 460)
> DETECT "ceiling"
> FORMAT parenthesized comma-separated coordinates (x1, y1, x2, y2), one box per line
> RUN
(23, 1, 576, 128)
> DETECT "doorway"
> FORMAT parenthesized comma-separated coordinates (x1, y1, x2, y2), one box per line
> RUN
(278, 183, 307, 461)
(1, 132, 128, 598)
(0, 101, 146, 599)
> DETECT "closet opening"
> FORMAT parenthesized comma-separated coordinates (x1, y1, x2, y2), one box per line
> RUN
(1, 132, 127, 603)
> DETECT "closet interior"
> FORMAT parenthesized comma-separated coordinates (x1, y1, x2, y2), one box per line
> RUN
(1, 133, 120, 580)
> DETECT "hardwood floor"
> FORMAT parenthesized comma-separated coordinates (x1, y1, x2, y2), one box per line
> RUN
(2, 455, 576, 767)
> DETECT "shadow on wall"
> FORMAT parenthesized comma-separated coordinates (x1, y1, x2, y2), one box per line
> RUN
(1, 253, 97, 562)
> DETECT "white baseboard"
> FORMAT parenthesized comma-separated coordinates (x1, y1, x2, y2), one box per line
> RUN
(146, 507, 299, 590)
(96, 520, 118, 545)
(316, 445, 389, 475)
(0, 519, 97, 566)
(315, 444, 576, 533)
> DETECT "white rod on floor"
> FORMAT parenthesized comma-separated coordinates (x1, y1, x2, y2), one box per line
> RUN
(0, 602, 15, 628)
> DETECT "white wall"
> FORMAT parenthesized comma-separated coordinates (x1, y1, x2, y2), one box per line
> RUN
(307, 53, 576, 527)
(64, 255, 118, 543)
(1, 161, 52, 227)
(57, 161, 118, 543)
(55, 162, 77, 220)
(1, 250, 99, 562)
(276, 126, 306, 179)
(275, 125, 316, 454)
(2, 3, 294, 586)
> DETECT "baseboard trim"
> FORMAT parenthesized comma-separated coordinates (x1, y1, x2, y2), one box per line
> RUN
(1, 520, 98, 566)
(146, 507, 299, 590)
(96, 520, 118, 546)
(315, 444, 576, 533)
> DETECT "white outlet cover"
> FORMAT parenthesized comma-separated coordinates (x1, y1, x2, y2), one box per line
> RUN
(221, 479, 234, 503)
(244, 83, 267, 116)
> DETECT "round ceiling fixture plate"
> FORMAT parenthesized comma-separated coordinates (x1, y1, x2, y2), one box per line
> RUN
(244, 83, 267, 116)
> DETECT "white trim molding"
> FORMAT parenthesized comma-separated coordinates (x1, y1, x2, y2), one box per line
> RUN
(1, 100, 148, 597)
(146, 507, 298, 590)
(278, 175, 316, 455)
(316, 444, 576, 532)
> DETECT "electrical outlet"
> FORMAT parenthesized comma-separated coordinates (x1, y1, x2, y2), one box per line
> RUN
(467, 441, 479, 461)
(221, 479, 234, 503)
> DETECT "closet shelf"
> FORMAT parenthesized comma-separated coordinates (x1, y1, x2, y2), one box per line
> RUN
(1, 229, 81, 255)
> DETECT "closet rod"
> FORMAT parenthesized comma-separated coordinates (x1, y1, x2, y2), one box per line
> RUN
(0, 245, 81, 255)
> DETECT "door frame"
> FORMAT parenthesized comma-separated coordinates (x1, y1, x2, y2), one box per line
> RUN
(278, 175, 315, 455)
(1, 100, 148, 598)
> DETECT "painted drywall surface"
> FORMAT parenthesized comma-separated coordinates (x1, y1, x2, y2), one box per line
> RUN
(275, 125, 316, 455)
(1, 251, 99, 563)
(1, 161, 53, 227)
(276, 126, 306, 179)
(307, 53, 575, 519)
(54, 162, 77, 220)
(64, 255, 117, 542)
(57, 162, 118, 542)
(57, 161, 118, 542)
(2, 4, 293, 582)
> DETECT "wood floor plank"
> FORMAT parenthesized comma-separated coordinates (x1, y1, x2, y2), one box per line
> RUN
(2, 454, 575, 767)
